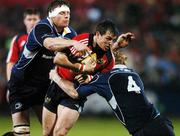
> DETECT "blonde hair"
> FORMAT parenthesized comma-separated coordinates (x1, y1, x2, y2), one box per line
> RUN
(114, 51, 127, 65)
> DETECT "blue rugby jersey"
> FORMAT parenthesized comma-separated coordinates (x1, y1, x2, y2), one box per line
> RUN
(77, 64, 160, 134)
(12, 17, 77, 86)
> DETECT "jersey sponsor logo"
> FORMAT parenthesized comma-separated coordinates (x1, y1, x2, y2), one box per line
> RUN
(42, 54, 54, 59)
(97, 58, 106, 65)
(15, 102, 23, 110)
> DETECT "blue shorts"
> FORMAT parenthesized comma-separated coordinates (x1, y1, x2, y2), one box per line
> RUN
(8, 72, 49, 114)
(43, 82, 86, 113)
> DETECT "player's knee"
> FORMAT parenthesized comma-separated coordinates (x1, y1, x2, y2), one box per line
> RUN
(13, 125, 30, 136)
(54, 127, 70, 136)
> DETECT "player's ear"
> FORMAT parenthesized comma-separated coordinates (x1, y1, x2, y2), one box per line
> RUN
(95, 31, 101, 37)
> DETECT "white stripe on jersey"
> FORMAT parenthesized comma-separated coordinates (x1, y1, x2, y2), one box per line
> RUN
(23, 46, 37, 59)
(79, 38, 88, 45)
(6, 36, 17, 63)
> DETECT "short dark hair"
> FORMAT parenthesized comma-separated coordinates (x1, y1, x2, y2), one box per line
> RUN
(47, 0, 70, 15)
(95, 19, 119, 36)
(23, 8, 40, 19)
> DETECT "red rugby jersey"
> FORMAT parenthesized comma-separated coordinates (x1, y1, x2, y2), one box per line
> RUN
(6, 33, 28, 63)
(57, 33, 115, 81)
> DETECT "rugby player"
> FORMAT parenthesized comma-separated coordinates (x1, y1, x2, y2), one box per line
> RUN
(43, 20, 134, 136)
(50, 52, 175, 136)
(7, 0, 87, 135)
(6, 8, 40, 101)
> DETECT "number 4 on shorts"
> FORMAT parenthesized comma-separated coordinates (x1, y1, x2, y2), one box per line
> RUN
(127, 76, 141, 94)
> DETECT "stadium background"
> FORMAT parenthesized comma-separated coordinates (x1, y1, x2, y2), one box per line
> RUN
(0, 0, 179, 135)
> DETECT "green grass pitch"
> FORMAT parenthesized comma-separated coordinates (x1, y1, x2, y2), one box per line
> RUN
(0, 115, 180, 136)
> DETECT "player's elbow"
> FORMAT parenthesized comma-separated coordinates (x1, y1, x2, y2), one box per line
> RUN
(53, 53, 66, 65)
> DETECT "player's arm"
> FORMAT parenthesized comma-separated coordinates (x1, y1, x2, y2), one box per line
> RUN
(6, 62, 15, 81)
(54, 52, 95, 73)
(44, 37, 89, 52)
(6, 36, 19, 81)
(112, 32, 135, 52)
(49, 69, 79, 99)
(33, 23, 88, 52)
(49, 69, 95, 99)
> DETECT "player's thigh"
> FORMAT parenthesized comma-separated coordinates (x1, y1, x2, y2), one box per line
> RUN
(55, 105, 79, 130)
(42, 107, 56, 135)
(12, 110, 30, 126)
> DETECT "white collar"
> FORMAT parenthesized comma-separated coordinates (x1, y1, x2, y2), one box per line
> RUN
(47, 17, 71, 36)
(113, 64, 127, 69)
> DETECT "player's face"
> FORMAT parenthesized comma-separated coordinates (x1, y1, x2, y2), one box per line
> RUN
(24, 14, 40, 33)
(96, 31, 117, 51)
(53, 11, 70, 29)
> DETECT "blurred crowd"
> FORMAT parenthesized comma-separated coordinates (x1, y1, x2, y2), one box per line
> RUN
(0, 0, 180, 103)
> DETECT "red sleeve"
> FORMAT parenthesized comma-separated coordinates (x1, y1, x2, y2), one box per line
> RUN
(6, 36, 20, 63)
(72, 33, 89, 41)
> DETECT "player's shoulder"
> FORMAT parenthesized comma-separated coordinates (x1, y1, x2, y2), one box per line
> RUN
(35, 18, 52, 30)
(73, 33, 90, 41)
(14, 32, 27, 41)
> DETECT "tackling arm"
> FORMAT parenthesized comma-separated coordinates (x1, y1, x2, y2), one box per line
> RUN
(44, 37, 89, 52)
(54, 52, 96, 73)
(49, 69, 79, 99)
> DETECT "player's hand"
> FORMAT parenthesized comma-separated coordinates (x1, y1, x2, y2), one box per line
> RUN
(69, 46, 89, 58)
(113, 32, 135, 51)
(75, 74, 93, 84)
(72, 40, 90, 52)
(79, 56, 96, 73)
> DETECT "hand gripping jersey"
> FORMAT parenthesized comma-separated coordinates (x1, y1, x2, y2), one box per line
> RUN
(12, 17, 77, 86)
(57, 33, 115, 81)
(6, 33, 28, 63)
(76, 64, 160, 134)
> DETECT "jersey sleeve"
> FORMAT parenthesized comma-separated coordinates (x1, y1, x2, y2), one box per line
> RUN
(76, 84, 96, 98)
(33, 23, 56, 47)
(6, 36, 20, 63)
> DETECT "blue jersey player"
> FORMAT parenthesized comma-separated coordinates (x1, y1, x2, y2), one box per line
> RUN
(7, 0, 88, 135)
(50, 52, 175, 136)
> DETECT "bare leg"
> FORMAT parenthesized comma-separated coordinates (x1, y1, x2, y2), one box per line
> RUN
(12, 110, 30, 136)
(53, 105, 79, 136)
(42, 107, 56, 136)
(12, 110, 30, 126)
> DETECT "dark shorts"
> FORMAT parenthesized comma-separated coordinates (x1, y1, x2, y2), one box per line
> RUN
(133, 115, 175, 136)
(44, 82, 86, 113)
(8, 72, 49, 114)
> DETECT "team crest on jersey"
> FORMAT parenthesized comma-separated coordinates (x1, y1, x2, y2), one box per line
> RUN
(15, 102, 23, 110)
(45, 96, 51, 104)
(97, 59, 106, 65)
